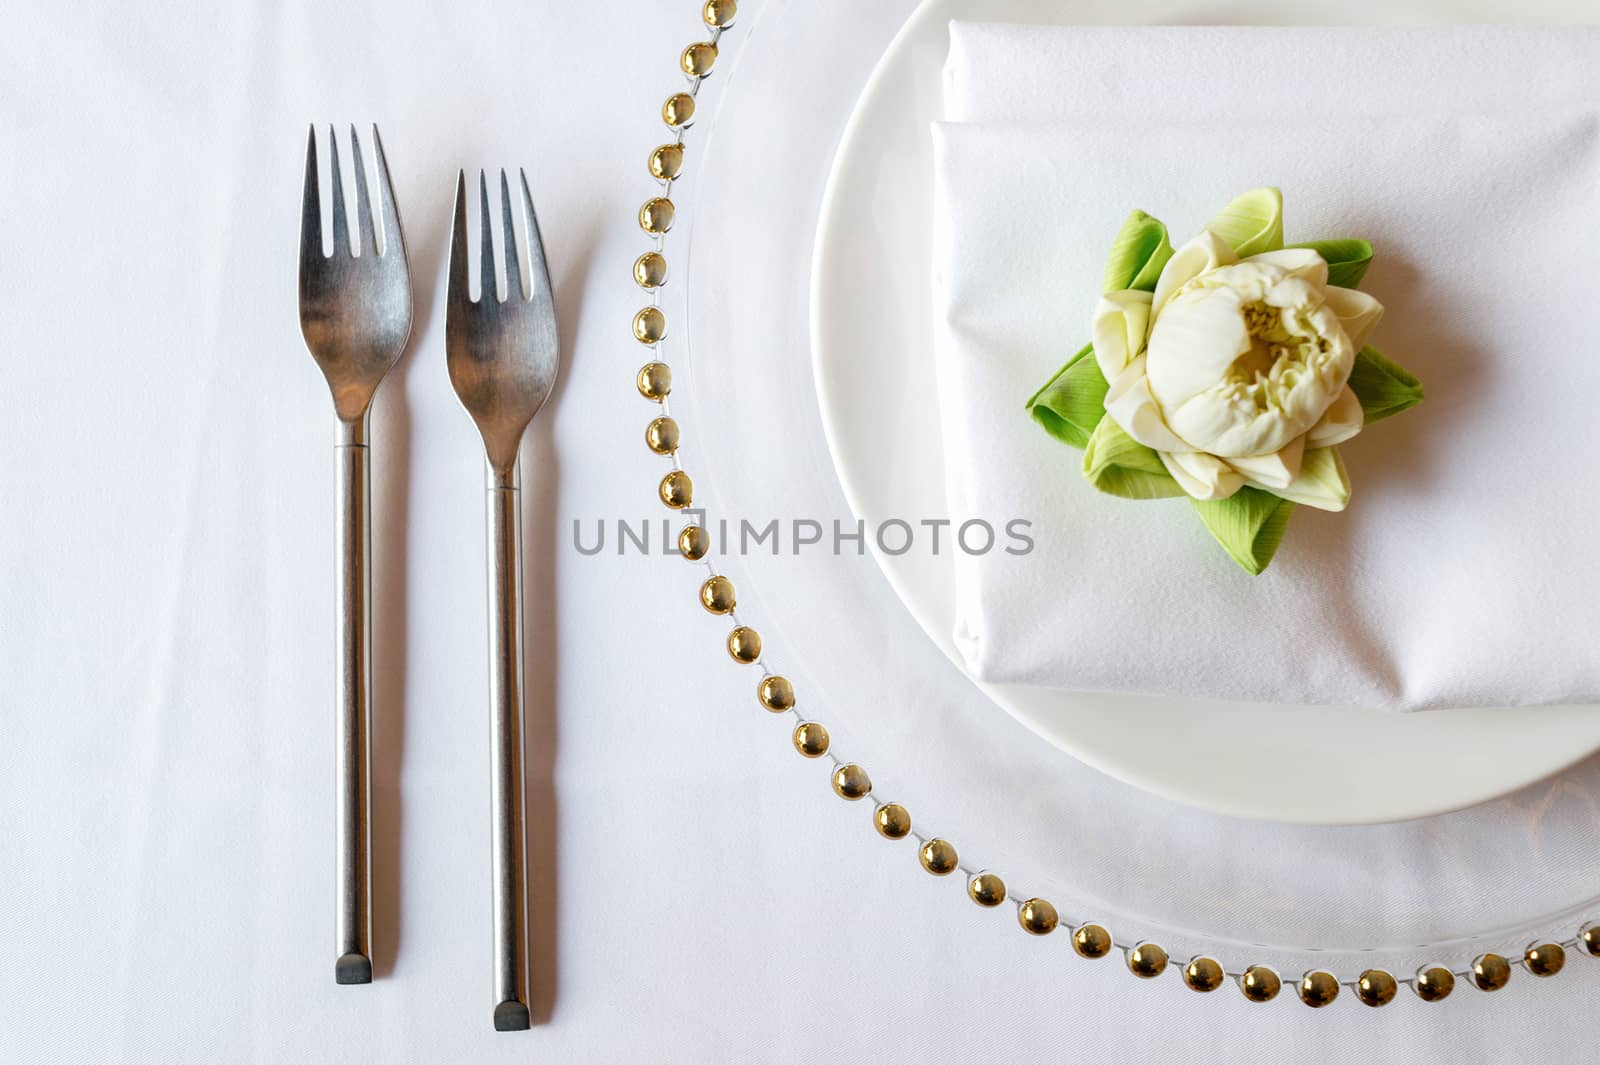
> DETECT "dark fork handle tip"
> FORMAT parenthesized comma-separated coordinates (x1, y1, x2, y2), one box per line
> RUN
(493, 1001, 531, 1031)
(335, 952, 373, 985)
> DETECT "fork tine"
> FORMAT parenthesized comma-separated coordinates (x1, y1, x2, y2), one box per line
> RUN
(370, 125, 404, 260)
(519, 169, 554, 316)
(327, 124, 350, 256)
(447, 169, 470, 307)
(348, 125, 376, 258)
(478, 170, 497, 304)
(300, 124, 323, 268)
(499, 170, 524, 302)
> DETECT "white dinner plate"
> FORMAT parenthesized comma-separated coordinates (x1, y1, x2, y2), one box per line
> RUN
(808, 0, 1600, 825)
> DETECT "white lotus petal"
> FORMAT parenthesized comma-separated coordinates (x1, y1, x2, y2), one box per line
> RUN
(1172, 401, 1306, 460)
(1102, 357, 1191, 453)
(1164, 388, 1248, 454)
(1223, 435, 1305, 490)
(1145, 285, 1251, 410)
(1264, 277, 1319, 313)
(1151, 230, 1236, 319)
(1306, 386, 1365, 448)
(1243, 248, 1329, 288)
(1323, 285, 1385, 350)
(1091, 290, 1153, 381)
(1159, 450, 1246, 502)
(1264, 446, 1351, 511)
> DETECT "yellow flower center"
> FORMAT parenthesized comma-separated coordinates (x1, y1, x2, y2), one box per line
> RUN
(1224, 301, 1336, 414)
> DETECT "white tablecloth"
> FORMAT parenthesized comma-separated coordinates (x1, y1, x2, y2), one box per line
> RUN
(3, 2, 1600, 1062)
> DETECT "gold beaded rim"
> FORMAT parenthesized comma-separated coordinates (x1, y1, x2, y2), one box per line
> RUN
(1126, 942, 1168, 979)
(1356, 968, 1399, 1008)
(1413, 965, 1455, 1002)
(1241, 965, 1282, 1003)
(632, 1, 1600, 1009)
(1183, 956, 1225, 993)
(1071, 923, 1113, 960)
(792, 720, 829, 758)
(920, 838, 959, 876)
(1298, 969, 1340, 1008)
(699, 574, 735, 615)
(873, 802, 912, 840)
(1018, 898, 1059, 937)
(757, 674, 795, 712)
(967, 871, 1006, 908)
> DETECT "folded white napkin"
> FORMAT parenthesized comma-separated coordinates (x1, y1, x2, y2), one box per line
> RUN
(934, 27, 1600, 709)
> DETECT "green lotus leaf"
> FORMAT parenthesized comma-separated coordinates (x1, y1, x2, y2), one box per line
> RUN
(1081, 417, 1185, 500)
(1207, 187, 1284, 258)
(1287, 238, 1374, 289)
(1189, 486, 1296, 576)
(1103, 210, 1174, 293)
(1347, 345, 1424, 423)
(1026, 344, 1108, 449)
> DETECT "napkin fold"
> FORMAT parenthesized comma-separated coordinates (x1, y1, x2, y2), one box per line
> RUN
(933, 26, 1600, 710)
(944, 24, 1600, 123)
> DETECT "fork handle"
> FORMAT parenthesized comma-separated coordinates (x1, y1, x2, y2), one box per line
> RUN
(334, 418, 373, 985)
(487, 461, 531, 1031)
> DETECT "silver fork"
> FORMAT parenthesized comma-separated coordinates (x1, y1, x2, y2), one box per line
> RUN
(298, 124, 413, 986)
(445, 168, 559, 1031)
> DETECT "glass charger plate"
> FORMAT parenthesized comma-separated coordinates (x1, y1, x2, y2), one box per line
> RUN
(670, 0, 1600, 991)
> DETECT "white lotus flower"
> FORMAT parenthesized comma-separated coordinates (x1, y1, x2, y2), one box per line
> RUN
(1091, 231, 1382, 509)
(1027, 189, 1424, 573)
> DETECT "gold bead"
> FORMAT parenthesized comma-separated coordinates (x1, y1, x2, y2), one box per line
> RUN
(1240, 966, 1281, 1003)
(1183, 956, 1225, 993)
(680, 41, 717, 77)
(967, 872, 1006, 907)
(792, 721, 829, 758)
(1525, 942, 1566, 977)
(636, 361, 671, 401)
(1472, 952, 1511, 992)
(727, 626, 761, 663)
(1017, 898, 1058, 936)
(702, 0, 736, 27)
(1413, 966, 1455, 1002)
(919, 838, 958, 876)
(874, 803, 911, 840)
(1356, 969, 1397, 1007)
(678, 524, 708, 561)
(633, 306, 666, 344)
(662, 92, 696, 128)
(639, 197, 675, 235)
(634, 250, 668, 288)
(645, 416, 679, 455)
(831, 763, 871, 800)
(758, 675, 795, 712)
(1582, 925, 1600, 957)
(1127, 942, 1168, 979)
(659, 470, 693, 509)
(648, 144, 684, 182)
(1297, 970, 1340, 1008)
(699, 575, 735, 614)
(1071, 923, 1112, 960)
